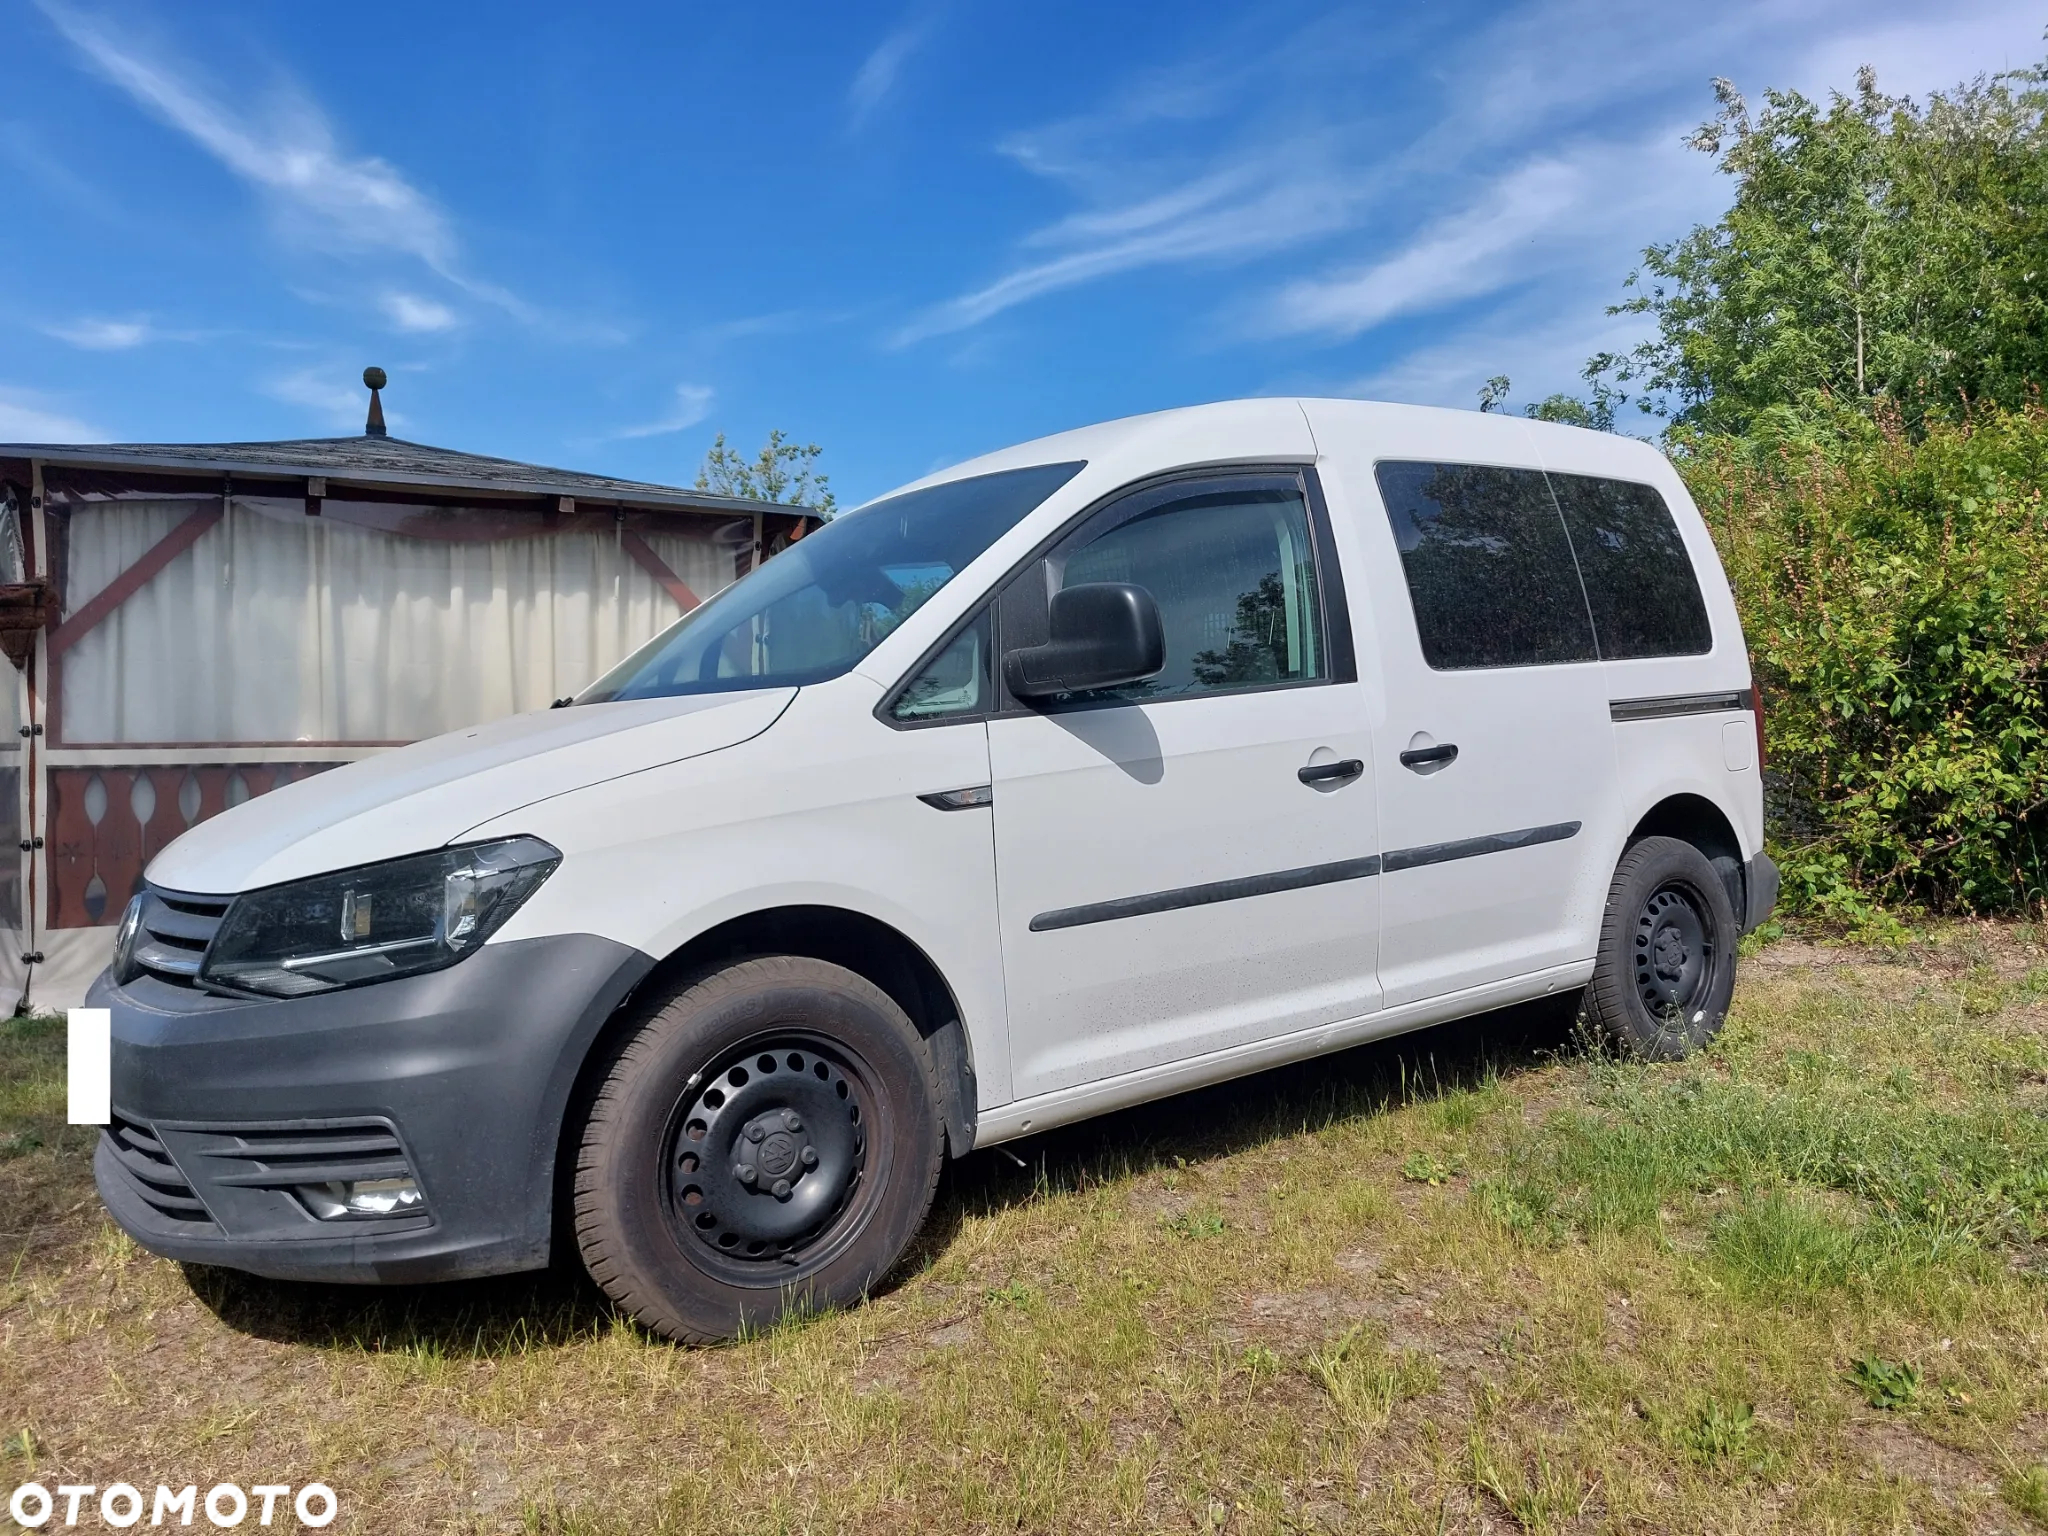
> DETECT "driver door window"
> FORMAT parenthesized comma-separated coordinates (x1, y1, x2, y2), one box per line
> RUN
(1053, 484, 1328, 701)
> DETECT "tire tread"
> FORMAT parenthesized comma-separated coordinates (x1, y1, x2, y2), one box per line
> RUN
(1583, 835, 1738, 1061)
(571, 955, 944, 1343)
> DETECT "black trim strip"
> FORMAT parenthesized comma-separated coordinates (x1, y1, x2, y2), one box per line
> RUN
(1380, 820, 1581, 873)
(1026, 820, 1583, 932)
(1610, 690, 1752, 723)
(1030, 856, 1381, 932)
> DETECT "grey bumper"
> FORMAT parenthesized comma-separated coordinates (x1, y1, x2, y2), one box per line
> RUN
(91, 933, 652, 1284)
(1743, 850, 1781, 934)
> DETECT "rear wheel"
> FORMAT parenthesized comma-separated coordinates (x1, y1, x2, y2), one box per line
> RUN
(1584, 835, 1738, 1060)
(573, 956, 943, 1343)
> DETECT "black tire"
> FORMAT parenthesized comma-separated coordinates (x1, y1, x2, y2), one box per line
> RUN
(573, 956, 943, 1343)
(1584, 835, 1739, 1061)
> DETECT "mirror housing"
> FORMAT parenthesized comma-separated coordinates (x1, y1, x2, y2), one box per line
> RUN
(1003, 581, 1165, 699)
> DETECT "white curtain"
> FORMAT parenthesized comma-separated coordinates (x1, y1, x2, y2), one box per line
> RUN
(60, 498, 734, 744)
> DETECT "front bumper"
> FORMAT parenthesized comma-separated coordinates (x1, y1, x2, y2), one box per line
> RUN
(91, 933, 652, 1283)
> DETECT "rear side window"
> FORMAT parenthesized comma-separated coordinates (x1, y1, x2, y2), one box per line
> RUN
(1374, 461, 1595, 669)
(1545, 473, 1711, 658)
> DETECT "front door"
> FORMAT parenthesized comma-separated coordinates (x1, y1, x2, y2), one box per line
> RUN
(986, 470, 1381, 1102)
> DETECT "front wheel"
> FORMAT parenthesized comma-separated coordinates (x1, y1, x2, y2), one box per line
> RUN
(1583, 835, 1739, 1060)
(572, 956, 944, 1343)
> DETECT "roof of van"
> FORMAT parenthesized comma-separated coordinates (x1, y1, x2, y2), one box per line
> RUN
(860, 397, 1664, 510)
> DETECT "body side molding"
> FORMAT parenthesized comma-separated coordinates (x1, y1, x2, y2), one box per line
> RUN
(1379, 820, 1582, 873)
(1030, 855, 1382, 932)
(1028, 821, 1583, 932)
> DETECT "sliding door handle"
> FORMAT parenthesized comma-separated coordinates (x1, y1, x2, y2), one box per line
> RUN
(1399, 742, 1459, 770)
(1298, 758, 1364, 786)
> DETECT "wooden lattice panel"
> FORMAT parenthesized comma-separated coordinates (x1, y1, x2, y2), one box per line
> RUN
(47, 764, 339, 928)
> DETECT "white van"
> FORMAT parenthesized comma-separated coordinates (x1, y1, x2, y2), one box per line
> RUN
(93, 399, 1774, 1341)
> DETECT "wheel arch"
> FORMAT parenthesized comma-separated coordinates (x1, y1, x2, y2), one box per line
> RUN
(1627, 793, 1745, 924)
(556, 905, 978, 1221)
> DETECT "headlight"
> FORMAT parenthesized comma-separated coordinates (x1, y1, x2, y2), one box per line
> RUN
(112, 894, 144, 982)
(200, 836, 560, 998)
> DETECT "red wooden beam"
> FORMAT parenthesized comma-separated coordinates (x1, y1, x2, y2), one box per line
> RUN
(620, 529, 700, 612)
(48, 499, 225, 658)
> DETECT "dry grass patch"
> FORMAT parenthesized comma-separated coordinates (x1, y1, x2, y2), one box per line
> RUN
(5, 926, 2048, 1531)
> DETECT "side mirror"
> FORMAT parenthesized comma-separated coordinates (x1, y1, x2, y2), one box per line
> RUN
(1003, 581, 1165, 700)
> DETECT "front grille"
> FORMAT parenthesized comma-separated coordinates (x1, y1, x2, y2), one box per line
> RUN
(103, 1117, 429, 1237)
(197, 1122, 413, 1193)
(131, 888, 231, 987)
(100, 1114, 219, 1232)
(173, 1118, 427, 1227)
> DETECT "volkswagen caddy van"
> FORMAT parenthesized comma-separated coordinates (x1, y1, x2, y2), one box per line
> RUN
(93, 399, 1776, 1342)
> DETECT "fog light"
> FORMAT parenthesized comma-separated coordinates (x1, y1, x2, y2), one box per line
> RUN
(298, 1176, 424, 1219)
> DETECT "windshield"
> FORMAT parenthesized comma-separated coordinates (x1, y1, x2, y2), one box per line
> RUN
(579, 460, 1085, 704)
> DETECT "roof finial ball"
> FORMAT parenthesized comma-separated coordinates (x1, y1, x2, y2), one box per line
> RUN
(362, 366, 388, 438)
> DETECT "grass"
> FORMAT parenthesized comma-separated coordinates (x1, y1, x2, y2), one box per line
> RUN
(5, 926, 2048, 1532)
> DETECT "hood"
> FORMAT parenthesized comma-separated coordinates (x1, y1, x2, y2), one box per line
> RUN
(147, 688, 796, 895)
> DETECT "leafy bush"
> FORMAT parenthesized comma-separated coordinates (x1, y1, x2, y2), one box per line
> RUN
(1847, 1354, 1921, 1410)
(1664, 1399, 1759, 1467)
(1400, 1150, 1463, 1185)
(1685, 403, 2048, 915)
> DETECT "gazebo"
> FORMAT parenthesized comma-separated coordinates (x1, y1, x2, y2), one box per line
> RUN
(0, 371, 814, 1010)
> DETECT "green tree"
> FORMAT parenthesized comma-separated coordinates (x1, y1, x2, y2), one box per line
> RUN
(1590, 64, 2048, 435)
(695, 429, 837, 514)
(1192, 571, 1291, 688)
(1471, 375, 1617, 431)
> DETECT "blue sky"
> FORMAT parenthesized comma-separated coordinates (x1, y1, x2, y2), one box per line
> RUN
(2, 0, 2042, 505)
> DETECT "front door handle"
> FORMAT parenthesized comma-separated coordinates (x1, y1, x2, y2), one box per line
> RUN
(1298, 758, 1364, 786)
(1399, 742, 1459, 770)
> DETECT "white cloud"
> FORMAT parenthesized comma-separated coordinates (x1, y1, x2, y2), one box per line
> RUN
(893, 0, 2041, 352)
(894, 151, 1369, 344)
(381, 291, 458, 333)
(34, 0, 527, 322)
(849, 18, 933, 125)
(45, 316, 152, 350)
(1263, 160, 1587, 340)
(1255, 130, 1716, 343)
(692, 310, 816, 346)
(265, 367, 389, 434)
(1308, 0, 2045, 408)
(608, 383, 715, 440)
(1337, 297, 1648, 415)
(1793, 0, 2045, 101)
(0, 387, 106, 443)
(0, 120, 125, 224)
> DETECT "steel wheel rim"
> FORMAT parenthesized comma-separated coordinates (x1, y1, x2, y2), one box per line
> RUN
(1633, 880, 1714, 1024)
(660, 1030, 882, 1286)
